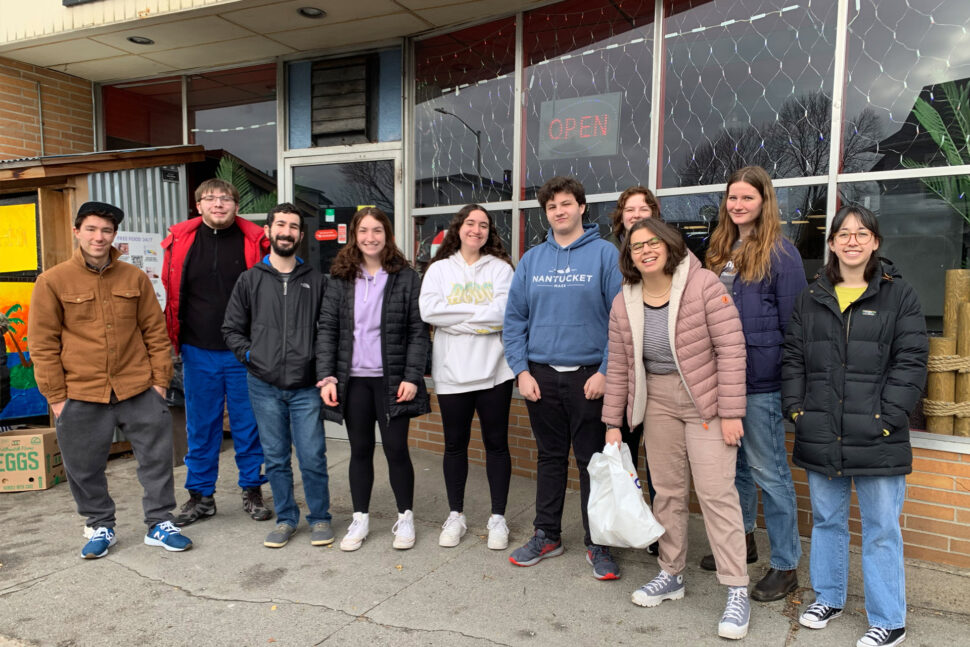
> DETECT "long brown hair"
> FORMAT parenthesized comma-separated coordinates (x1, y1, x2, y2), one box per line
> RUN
(329, 207, 409, 281)
(609, 186, 661, 240)
(705, 166, 785, 283)
(427, 204, 513, 268)
(618, 219, 686, 284)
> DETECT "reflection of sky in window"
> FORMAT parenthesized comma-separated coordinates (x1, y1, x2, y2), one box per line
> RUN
(294, 161, 395, 216)
(192, 101, 277, 175)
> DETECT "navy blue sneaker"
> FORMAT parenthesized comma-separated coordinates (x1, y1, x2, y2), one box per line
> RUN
(145, 520, 193, 552)
(586, 544, 620, 580)
(509, 529, 563, 566)
(81, 527, 116, 559)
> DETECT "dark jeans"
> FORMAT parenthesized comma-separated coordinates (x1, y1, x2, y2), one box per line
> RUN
(246, 374, 331, 527)
(437, 380, 514, 515)
(525, 363, 604, 546)
(56, 388, 175, 529)
(620, 420, 657, 504)
(344, 377, 414, 513)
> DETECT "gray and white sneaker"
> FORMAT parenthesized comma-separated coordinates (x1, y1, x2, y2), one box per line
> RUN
(718, 586, 750, 640)
(799, 602, 843, 629)
(264, 523, 296, 548)
(631, 570, 685, 607)
(310, 521, 335, 546)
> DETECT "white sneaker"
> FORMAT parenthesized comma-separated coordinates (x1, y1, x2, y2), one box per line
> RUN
(392, 510, 415, 549)
(486, 514, 509, 550)
(340, 512, 369, 552)
(438, 511, 467, 547)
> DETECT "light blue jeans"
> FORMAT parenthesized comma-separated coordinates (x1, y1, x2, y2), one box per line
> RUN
(740, 391, 801, 570)
(807, 471, 907, 630)
(734, 446, 757, 533)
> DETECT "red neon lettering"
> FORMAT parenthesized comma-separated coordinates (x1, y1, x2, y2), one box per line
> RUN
(579, 115, 592, 138)
(564, 117, 577, 138)
(548, 118, 563, 140)
(593, 114, 608, 136)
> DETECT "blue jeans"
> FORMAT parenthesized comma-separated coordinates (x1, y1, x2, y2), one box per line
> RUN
(734, 445, 757, 533)
(741, 391, 801, 570)
(247, 375, 332, 527)
(807, 471, 906, 630)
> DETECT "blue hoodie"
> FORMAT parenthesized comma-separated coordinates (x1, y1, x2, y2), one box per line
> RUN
(503, 223, 622, 375)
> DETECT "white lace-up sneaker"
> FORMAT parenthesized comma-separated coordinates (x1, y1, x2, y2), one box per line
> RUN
(340, 512, 369, 552)
(486, 514, 509, 550)
(392, 510, 415, 549)
(438, 511, 467, 547)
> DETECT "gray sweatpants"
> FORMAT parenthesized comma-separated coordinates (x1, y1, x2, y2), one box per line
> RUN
(56, 388, 176, 529)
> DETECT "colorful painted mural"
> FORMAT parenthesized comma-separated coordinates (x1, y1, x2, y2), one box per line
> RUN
(0, 281, 45, 421)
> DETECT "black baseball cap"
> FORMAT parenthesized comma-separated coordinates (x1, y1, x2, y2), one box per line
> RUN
(76, 201, 125, 226)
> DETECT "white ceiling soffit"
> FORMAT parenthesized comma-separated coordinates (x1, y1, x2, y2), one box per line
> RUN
(0, 0, 545, 83)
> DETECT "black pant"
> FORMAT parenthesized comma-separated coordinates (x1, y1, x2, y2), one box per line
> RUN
(620, 420, 656, 504)
(344, 377, 414, 513)
(56, 388, 175, 529)
(525, 363, 604, 546)
(437, 380, 514, 515)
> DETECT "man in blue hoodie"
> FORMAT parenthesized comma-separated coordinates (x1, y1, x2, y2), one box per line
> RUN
(504, 176, 622, 580)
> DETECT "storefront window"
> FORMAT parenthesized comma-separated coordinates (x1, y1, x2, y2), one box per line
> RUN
(413, 210, 513, 273)
(522, 0, 655, 198)
(840, 177, 969, 332)
(102, 78, 182, 150)
(661, 0, 837, 187)
(843, 1, 970, 173)
(414, 19, 516, 207)
(523, 203, 614, 254)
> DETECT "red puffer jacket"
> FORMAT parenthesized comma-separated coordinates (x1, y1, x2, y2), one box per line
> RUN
(161, 216, 268, 352)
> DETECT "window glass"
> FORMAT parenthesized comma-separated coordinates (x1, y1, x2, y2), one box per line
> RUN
(522, 0, 655, 198)
(413, 210, 513, 274)
(843, 1, 970, 173)
(102, 78, 182, 149)
(523, 203, 614, 254)
(414, 18, 516, 207)
(661, 0, 837, 187)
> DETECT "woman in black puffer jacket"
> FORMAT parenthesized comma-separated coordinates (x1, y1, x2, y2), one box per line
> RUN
(317, 207, 430, 553)
(782, 205, 927, 647)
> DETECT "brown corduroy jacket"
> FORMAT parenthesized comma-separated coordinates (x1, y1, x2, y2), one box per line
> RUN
(29, 246, 173, 404)
(603, 252, 747, 429)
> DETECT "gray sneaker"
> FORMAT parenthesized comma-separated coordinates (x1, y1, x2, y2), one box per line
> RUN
(631, 570, 685, 607)
(264, 523, 296, 548)
(310, 521, 335, 546)
(718, 586, 750, 640)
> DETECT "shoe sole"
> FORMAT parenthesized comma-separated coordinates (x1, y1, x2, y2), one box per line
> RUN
(799, 610, 843, 629)
(632, 586, 685, 607)
(80, 537, 117, 559)
(249, 511, 273, 521)
(586, 553, 620, 580)
(310, 537, 335, 546)
(856, 632, 906, 647)
(718, 622, 749, 640)
(438, 531, 465, 547)
(487, 535, 509, 550)
(393, 537, 415, 550)
(508, 544, 564, 566)
(144, 536, 192, 552)
(340, 536, 366, 551)
(264, 538, 291, 548)
(174, 510, 216, 528)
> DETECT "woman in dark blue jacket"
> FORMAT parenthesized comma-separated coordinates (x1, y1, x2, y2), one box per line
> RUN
(782, 205, 927, 647)
(704, 166, 806, 601)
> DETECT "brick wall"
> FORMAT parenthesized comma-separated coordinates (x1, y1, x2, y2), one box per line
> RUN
(0, 57, 94, 160)
(410, 390, 970, 569)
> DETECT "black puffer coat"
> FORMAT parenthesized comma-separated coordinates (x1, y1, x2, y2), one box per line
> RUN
(781, 259, 928, 477)
(316, 266, 431, 423)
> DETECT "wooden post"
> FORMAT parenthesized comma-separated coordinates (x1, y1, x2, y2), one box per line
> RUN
(943, 269, 970, 340)
(955, 303, 970, 436)
(926, 337, 956, 434)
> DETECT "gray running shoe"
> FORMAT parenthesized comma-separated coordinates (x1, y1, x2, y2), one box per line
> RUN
(264, 523, 296, 548)
(310, 521, 335, 546)
(631, 570, 685, 607)
(718, 586, 750, 639)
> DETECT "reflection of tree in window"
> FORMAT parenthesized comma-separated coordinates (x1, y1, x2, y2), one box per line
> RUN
(337, 161, 394, 215)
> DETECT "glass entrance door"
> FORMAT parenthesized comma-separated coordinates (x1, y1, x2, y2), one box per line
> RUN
(284, 153, 400, 275)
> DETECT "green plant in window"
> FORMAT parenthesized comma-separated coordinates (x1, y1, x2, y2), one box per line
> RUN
(215, 156, 278, 216)
(900, 81, 970, 225)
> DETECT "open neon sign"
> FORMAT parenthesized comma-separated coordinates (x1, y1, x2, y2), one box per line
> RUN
(538, 92, 622, 160)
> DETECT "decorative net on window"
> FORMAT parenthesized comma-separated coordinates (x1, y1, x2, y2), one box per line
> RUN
(523, 0, 656, 198)
(523, 204, 615, 253)
(414, 19, 516, 208)
(413, 210, 513, 273)
(661, 0, 837, 187)
(843, 1, 970, 174)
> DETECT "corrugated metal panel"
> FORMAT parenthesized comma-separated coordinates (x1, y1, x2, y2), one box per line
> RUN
(88, 165, 189, 235)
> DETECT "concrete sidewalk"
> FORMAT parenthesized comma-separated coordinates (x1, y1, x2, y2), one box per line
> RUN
(1, 438, 968, 646)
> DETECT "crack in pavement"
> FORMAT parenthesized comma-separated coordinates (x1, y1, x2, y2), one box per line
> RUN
(0, 570, 62, 597)
(314, 616, 514, 647)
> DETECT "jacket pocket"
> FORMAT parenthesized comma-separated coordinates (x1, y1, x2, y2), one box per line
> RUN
(60, 292, 96, 323)
(111, 288, 141, 319)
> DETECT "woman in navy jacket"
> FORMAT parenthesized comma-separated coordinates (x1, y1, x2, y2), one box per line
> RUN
(705, 166, 806, 601)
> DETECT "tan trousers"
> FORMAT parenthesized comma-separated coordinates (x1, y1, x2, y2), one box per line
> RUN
(644, 373, 749, 586)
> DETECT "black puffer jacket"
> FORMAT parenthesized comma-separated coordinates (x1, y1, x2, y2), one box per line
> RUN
(222, 258, 326, 390)
(316, 266, 431, 423)
(781, 259, 928, 477)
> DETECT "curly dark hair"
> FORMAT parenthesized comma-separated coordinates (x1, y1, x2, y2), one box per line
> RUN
(427, 204, 513, 268)
(537, 176, 586, 210)
(609, 186, 661, 240)
(618, 218, 687, 284)
(329, 207, 409, 281)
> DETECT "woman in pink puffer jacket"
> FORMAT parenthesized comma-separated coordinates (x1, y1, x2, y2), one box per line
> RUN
(602, 218, 750, 640)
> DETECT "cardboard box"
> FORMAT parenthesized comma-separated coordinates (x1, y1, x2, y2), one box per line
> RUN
(0, 428, 66, 492)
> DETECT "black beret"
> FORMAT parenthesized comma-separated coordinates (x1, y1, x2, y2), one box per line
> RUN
(77, 201, 125, 226)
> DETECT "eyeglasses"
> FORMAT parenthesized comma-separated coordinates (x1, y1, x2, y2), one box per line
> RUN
(630, 237, 662, 253)
(834, 230, 872, 244)
(200, 195, 235, 204)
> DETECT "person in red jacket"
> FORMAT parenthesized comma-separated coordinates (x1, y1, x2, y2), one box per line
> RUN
(161, 178, 272, 526)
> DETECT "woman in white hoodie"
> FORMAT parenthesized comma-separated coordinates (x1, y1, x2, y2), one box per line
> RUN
(419, 204, 516, 550)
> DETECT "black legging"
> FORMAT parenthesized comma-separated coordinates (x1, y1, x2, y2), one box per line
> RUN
(620, 420, 656, 504)
(437, 380, 514, 515)
(344, 377, 414, 513)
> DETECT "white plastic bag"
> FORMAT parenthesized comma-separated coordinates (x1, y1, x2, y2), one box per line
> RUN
(587, 442, 665, 549)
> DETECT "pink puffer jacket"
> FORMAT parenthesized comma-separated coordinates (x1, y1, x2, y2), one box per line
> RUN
(603, 251, 746, 427)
